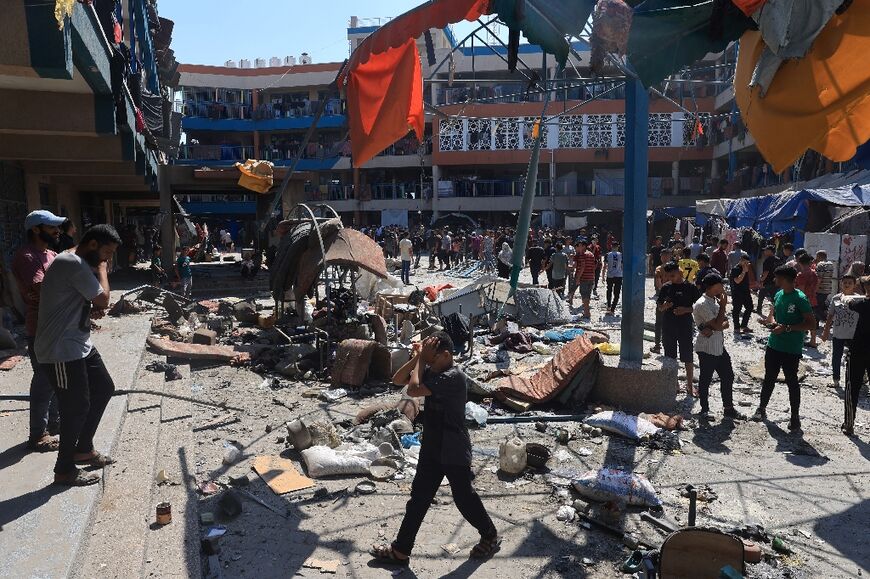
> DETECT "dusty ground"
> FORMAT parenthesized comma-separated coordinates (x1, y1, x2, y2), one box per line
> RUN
(78, 259, 869, 578)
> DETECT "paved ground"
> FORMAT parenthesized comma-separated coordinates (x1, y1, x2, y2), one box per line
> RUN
(0, 308, 151, 579)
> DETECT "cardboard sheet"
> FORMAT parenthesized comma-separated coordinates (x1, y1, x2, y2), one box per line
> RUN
(252, 455, 315, 494)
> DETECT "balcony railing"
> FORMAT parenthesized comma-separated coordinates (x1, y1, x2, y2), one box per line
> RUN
(178, 144, 254, 161)
(439, 112, 711, 152)
(177, 99, 345, 121)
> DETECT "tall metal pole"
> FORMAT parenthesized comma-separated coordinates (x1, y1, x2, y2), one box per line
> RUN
(620, 78, 649, 363)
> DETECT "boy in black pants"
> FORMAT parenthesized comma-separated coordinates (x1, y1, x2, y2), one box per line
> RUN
(844, 275, 870, 436)
(36, 225, 121, 486)
(658, 261, 701, 397)
(729, 252, 754, 334)
(753, 266, 815, 431)
(372, 332, 499, 565)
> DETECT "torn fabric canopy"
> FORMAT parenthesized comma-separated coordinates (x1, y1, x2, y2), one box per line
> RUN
(345, 39, 424, 167)
(735, 2, 870, 174)
(626, 0, 753, 88)
(341, 0, 490, 167)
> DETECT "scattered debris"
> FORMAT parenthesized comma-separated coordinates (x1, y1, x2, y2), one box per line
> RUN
(584, 411, 660, 441)
(572, 468, 662, 507)
(252, 455, 315, 494)
(302, 558, 339, 574)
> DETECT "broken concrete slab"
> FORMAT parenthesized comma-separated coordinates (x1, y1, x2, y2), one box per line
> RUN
(146, 337, 268, 363)
(590, 358, 679, 413)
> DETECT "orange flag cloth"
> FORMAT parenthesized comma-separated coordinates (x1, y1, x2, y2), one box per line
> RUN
(345, 39, 424, 167)
(735, 3, 870, 174)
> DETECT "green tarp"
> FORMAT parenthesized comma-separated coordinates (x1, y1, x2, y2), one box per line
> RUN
(627, 0, 753, 87)
(492, 0, 597, 66)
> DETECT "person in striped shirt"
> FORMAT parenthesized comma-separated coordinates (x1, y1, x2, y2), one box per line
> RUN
(693, 273, 746, 422)
(568, 238, 596, 319)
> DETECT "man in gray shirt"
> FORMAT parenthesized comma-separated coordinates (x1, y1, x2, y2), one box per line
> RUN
(36, 225, 121, 486)
(547, 243, 569, 297)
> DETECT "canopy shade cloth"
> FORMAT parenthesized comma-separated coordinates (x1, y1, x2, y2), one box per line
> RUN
(735, 2, 870, 174)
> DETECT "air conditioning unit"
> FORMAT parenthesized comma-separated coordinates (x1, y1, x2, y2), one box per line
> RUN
(224, 60, 237, 68)
(255, 58, 267, 68)
(239, 59, 251, 69)
(300, 52, 312, 65)
(284, 56, 296, 66)
(269, 57, 281, 67)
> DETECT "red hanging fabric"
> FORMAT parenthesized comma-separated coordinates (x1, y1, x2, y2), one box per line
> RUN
(341, 0, 491, 166)
(346, 39, 424, 167)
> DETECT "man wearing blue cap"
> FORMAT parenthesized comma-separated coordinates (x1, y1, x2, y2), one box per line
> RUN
(11, 210, 66, 452)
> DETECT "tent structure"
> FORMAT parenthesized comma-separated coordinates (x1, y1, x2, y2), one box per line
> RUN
(696, 177, 870, 246)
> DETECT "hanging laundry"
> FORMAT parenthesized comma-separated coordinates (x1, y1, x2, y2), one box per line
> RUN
(749, 0, 845, 96)
(734, 1, 870, 173)
(627, 0, 754, 87)
(590, 0, 634, 75)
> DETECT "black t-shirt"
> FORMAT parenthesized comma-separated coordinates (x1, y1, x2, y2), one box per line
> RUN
(695, 266, 720, 288)
(657, 281, 701, 325)
(420, 366, 472, 466)
(650, 245, 663, 268)
(527, 246, 545, 269)
(729, 264, 751, 296)
(762, 256, 780, 287)
(848, 298, 870, 348)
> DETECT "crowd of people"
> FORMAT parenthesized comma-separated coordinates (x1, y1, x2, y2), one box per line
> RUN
(649, 232, 869, 437)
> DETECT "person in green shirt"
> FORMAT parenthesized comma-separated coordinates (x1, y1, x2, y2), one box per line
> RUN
(753, 265, 816, 431)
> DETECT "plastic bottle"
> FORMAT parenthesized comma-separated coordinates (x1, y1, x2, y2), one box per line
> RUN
(499, 437, 527, 474)
(464, 401, 489, 427)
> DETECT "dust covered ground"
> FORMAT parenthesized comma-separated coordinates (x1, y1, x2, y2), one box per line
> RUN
(80, 260, 870, 578)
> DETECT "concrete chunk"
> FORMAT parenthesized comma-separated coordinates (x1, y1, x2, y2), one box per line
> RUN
(192, 329, 218, 346)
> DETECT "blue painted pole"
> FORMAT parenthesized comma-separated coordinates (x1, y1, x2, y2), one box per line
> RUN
(620, 77, 649, 363)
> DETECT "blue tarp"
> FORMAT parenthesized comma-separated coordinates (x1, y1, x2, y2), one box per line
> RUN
(696, 185, 869, 246)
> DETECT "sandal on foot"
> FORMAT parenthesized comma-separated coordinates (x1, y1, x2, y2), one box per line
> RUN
(370, 544, 409, 566)
(54, 469, 100, 487)
(28, 435, 59, 453)
(74, 452, 115, 468)
(470, 534, 501, 559)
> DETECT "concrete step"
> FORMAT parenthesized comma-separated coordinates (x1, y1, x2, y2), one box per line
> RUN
(0, 314, 151, 579)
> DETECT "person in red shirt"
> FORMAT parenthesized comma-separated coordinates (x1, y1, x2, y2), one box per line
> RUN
(11, 210, 65, 452)
(590, 235, 603, 298)
(568, 239, 596, 319)
(796, 253, 820, 348)
(710, 238, 729, 278)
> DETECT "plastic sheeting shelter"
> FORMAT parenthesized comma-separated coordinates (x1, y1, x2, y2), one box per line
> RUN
(696, 184, 870, 246)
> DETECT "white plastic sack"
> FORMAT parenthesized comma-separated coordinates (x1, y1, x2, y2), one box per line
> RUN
(301, 443, 380, 478)
(584, 411, 660, 441)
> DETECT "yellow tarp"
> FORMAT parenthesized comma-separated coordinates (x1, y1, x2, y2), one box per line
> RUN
(735, 3, 870, 174)
(235, 159, 274, 194)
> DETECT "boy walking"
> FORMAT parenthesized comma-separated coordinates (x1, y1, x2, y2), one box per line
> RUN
(843, 276, 870, 436)
(821, 274, 859, 389)
(36, 225, 121, 486)
(569, 239, 595, 319)
(658, 261, 701, 396)
(693, 273, 746, 421)
(372, 333, 499, 565)
(651, 248, 673, 354)
(175, 247, 193, 298)
(753, 266, 815, 431)
(729, 252, 754, 334)
(603, 242, 623, 315)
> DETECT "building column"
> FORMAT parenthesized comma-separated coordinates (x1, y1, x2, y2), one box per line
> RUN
(621, 78, 649, 364)
(711, 158, 720, 179)
(158, 165, 176, 271)
(431, 164, 441, 220)
(252, 89, 260, 159)
(671, 160, 680, 196)
(24, 174, 46, 212)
